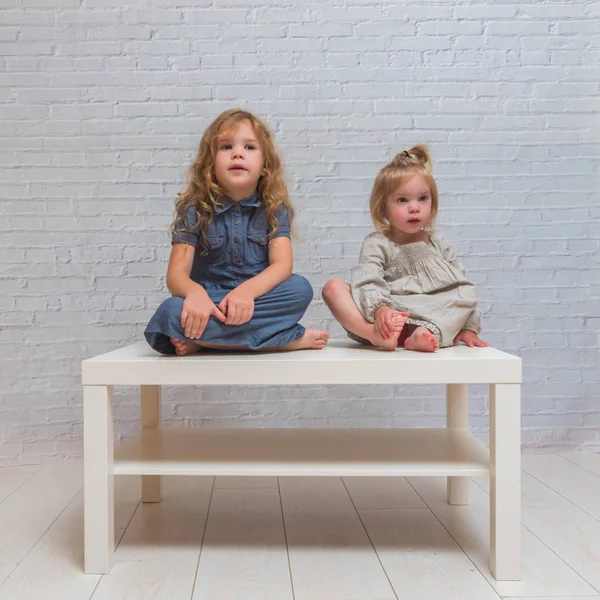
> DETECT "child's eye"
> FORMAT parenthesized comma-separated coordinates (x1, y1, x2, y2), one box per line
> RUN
(246, 144, 256, 150)
(396, 197, 407, 203)
(419, 196, 429, 201)
(220, 143, 232, 150)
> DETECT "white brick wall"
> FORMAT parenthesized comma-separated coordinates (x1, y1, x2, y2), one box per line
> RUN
(1, 0, 599, 463)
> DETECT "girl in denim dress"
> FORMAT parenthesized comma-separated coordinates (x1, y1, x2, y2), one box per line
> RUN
(145, 109, 329, 355)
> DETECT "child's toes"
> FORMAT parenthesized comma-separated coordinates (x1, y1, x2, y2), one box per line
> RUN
(170, 338, 188, 355)
(425, 331, 437, 351)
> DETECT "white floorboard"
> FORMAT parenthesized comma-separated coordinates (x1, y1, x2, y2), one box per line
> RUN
(0, 565, 16, 588)
(560, 452, 600, 478)
(512, 597, 600, 600)
(0, 461, 82, 563)
(409, 476, 597, 597)
(161, 475, 214, 502)
(522, 502, 600, 591)
(0, 465, 41, 475)
(343, 475, 426, 509)
(91, 560, 197, 600)
(214, 476, 278, 489)
(522, 454, 600, 521)
(0, 454, 599, 600)
(0, 528, 100, 600)
(0, 474, 32, 504)
(472, 471, 573, 508)
(52, 476, 141, 531)
(360, 506, 500, 599)
(115, 498, 209, 563)
(192, 488, 293, 600)
(280, 476, 396, 600)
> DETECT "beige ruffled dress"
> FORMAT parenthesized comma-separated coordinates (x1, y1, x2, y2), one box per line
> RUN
(350, 230, 481, 348)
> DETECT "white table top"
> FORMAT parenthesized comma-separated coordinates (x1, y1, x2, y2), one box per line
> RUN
(82, 339, 521, 386)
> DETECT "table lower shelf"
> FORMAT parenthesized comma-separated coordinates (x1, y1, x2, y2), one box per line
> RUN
(113, 427, 490, 477)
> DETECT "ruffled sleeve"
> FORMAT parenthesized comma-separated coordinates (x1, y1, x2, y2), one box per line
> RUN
(351, 233, 393, 322)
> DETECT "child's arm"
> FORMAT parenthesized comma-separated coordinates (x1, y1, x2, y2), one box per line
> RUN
(167, 206, 227, 337)
(167, 244, 227, 338)
(218, 206, 293, 326)
(235, 236, 292, 299)
(167, 206, 204, 298)
(166, 243, 203, 298)
(351, 235, 393, 323)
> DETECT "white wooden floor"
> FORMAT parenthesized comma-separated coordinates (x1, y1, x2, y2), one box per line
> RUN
(1, 453, 600, 600)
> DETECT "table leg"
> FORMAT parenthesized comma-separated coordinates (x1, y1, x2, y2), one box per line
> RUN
(489, 383, 521, 580)
(84, 385, 115, 573)
(447, 383, 469, 505)
(141, 385, 162, 503)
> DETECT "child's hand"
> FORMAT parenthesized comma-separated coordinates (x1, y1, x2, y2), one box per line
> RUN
(181, 288, 227, 339)
(375, 306, 410, 340)
(218, 288, 255, 326)
(453, 330, 489, 348)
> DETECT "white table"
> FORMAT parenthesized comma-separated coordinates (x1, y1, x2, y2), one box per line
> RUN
(82, 340, 522, 579)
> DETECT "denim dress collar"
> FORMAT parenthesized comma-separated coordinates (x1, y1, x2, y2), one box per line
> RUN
(215, 190, 261, 214)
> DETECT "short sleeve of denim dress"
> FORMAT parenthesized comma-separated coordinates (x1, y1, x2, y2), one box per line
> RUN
(144, 192, 312, 354)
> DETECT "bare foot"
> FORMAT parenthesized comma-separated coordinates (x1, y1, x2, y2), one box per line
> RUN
(368, 311, 409, 351)
(369, 327, 401, 351)
(170, 337, 202, 356)
(282, 328, 330, 351)
(403, 326, 439, 353)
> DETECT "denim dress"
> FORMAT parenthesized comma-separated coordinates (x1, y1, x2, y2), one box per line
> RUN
(144, 191, 313, 354)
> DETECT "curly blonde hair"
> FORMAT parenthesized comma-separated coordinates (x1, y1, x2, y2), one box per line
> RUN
(172, 108, 294, 249)
(370, 145, 439, 237)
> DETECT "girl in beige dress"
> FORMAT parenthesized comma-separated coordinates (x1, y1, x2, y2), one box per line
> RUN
(322, 145, 488, 352)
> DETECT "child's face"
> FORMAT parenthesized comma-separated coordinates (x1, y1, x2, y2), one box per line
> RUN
(386, 174, 433, 238)
(214, 120, 264, 201)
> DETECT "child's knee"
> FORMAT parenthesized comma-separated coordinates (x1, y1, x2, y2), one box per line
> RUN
(322, 277, 346, 304)
(290, 274, 314, 306)
(279, 274, 313, 311)
(160, 296, 184, 320)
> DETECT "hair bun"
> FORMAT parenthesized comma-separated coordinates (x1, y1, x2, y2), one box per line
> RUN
(405, 144, 432, 168)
